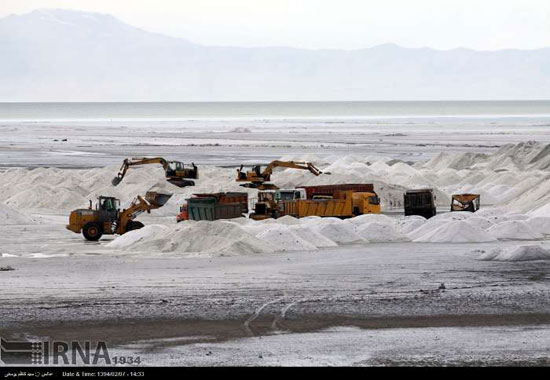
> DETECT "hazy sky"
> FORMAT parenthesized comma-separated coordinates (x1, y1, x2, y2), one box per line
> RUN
(2, 0, 550, 50)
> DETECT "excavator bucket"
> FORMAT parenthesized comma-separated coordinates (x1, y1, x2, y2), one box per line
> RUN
(167, 178, 196, 187)
(145, 191, 173, 207)
(111, 176, 122, 186)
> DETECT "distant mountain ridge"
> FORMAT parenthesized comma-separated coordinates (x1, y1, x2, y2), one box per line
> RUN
(1, 9, 550, 101)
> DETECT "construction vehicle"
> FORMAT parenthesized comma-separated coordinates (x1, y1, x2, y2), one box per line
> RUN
(352, 192, 381, 215)
(298, 184, 375, 199)
(236, 160, 322, 189)
(249, 184, 381, 220)
(281, 190, 354, 218)
(249, 190, 279, 220)
(404, 189, 436, 219)
(112, 157, 198, 187)
(66, 191, 172, 241)
(177, 192, 248, 222)
(451, 193, 480, 212)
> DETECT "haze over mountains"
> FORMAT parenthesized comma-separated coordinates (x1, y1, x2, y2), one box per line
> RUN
(1, 8, 550, 101)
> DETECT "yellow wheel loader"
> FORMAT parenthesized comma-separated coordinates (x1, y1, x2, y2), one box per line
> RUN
(112, 157, 198, 187)
(235, 160, 323, 190)
(66, 191, 172, 241)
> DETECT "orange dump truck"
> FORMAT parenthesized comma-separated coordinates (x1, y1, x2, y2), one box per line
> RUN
(298, 184, 375, 199)
(280, 190, 354, 218)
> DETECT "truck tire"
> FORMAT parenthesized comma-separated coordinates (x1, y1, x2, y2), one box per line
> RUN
(125, 221, 144, 233)
(83, 222, 103, 241)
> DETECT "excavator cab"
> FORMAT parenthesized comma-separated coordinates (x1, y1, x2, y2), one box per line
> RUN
(236, 164, 269, 183)
(165, 161, 180, 176)
(253, 165, 263, 178)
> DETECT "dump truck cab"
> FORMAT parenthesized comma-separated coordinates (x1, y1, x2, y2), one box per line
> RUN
(275, 189, 306, 202)
(451, 193, 480, 212)
(404, 189, 436, 219)
(352, 191, 381, 215)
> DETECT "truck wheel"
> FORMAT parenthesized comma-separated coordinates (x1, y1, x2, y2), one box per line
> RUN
(125, 221, 144, 233)
(83, 222, 103, 241)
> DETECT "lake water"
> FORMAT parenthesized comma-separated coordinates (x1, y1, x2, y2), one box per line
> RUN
(1, 101, 550, 122)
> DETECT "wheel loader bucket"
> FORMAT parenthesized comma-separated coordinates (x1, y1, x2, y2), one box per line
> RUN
(145, 191, 173, 207)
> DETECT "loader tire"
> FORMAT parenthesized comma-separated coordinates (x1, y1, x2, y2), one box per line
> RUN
(125, 221, 144, 233)
(83, 222, 103, 241)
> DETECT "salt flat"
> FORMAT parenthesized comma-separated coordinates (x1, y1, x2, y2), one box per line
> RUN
(1, 120, 550, 365)
(3, 118, 550, 167)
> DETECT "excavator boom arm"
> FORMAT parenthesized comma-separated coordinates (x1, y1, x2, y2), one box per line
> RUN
(112, 157, 169, 186)
(236, 160, 322, 188)
(262, 161, 322, 178)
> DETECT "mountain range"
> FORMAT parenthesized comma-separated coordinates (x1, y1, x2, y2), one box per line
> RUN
(1, 9, 549, 101)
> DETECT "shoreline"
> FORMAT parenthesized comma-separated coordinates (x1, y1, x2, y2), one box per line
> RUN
(3, 313, 550, 346)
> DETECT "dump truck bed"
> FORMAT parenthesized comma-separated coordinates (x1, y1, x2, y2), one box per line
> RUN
(297, 184, 374, 199)
(281, 190, 353, 218)
(404, 189, 436, 218)
(192, 192, 248, 213)
(187, 197, 243, 221)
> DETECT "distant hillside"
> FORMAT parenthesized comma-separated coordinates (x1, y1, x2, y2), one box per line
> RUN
(1, 9, 550, 101)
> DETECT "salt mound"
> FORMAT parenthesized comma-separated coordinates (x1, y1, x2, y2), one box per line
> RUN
(530, 203, 550, 218)
(479, 245, 550, 261)
(254, 224, 318, 252)
(348, 213, 396, 226)
(407, 219, 450, 240)
(389, 162, 419, 176)
(487, 220, 543, 240)
(396, 216, 426, 235)
(289, 225, 338, 248)
(226, 217, 254, 225)
(494, 214, 530, 222)
(110, 221, 277, 255)
(106, 225, 170, 249)
(311, 222, 365, 244)
(413, 220, 496, 243)
(269, 215, 301, 225)
(300, 216, 344, 225)
(0, 203, 36, 225)
(464, 216, 494, 231)
(355, 222, 409, 243)
(429, 212, 472, 222)
(525, 217, 550, 235)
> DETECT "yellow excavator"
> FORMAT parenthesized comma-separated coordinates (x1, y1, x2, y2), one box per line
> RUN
(112, 157, 198, 187)
(236, 160, 323, 190)
(66, 191, 172, 241)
